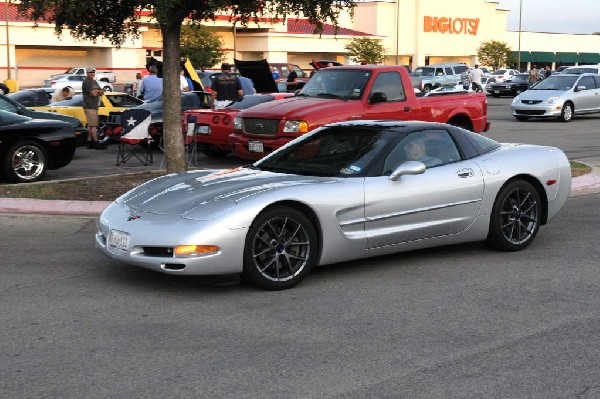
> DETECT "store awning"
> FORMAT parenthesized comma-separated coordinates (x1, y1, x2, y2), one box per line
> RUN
(530, 51, 558, 63)
(556, 52, 581, 63)
(579, 53, 600, 63)
(512, 51, 534, 62)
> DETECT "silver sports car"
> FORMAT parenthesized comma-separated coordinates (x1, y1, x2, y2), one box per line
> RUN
(96, 121, 571, 290)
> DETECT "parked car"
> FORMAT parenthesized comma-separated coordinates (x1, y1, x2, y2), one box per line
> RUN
(0, 110, 76, 183)
(29, 92, 143, 145)
(560, 65, 600, 75)
(553, 66, 570, 74)
(47, 66, 116, 83)
(183, 93, 295, 156)
(41, 75, 114, 95)
(487, 68, 519, 84)
(0, 93, 87, 145)
(486, 73, 530, 97)
(7, 89, 51, 107)
(412, 63, 468, 93)
(511, 73, 600, 122)
(96, 120, 571, 290)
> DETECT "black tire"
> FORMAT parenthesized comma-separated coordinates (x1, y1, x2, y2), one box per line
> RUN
(103, 85, 112, 92)
(515, 116, 529, 121)
(0, 83, 9, 95)
(97, 116, 110, 145)
(203, 145, 229, 157)
(3, 140, 48, 183)
(486, 180, 541, 252)
(242, 205, 318, 290)
(559, 102, 573, 122)
(492, 93, 500, 98)
(423, 85, 432, 94)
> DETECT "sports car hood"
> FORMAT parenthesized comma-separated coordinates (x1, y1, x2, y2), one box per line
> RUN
(519, 89, 568, 101)
(238, 96, 355, 120)
(116, 167, 337, 219)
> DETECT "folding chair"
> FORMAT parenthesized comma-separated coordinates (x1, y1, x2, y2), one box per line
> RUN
(116, 109, 154, 166)
(185, 115, 198, 166)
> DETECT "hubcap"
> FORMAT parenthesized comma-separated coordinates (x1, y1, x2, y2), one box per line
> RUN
(499, 188, 539, 245)
(564, 106, 572, 120)
(251, 216, 311, 282)
(12, 146, 44, 181)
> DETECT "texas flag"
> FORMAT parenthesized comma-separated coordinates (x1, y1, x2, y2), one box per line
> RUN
(121, 109, 152, 139)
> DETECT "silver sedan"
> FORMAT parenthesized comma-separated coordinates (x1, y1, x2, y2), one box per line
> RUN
(96, 120, 571, 290)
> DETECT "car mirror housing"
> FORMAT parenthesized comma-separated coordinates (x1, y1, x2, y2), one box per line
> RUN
(389, 161, 426, 181)
(369, 92, 387, 104)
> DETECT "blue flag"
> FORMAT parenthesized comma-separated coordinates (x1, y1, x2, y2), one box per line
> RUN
(121, 109, 151, 139)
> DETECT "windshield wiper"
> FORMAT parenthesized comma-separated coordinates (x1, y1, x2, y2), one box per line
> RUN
(296, 92, 311, 97)
(316, 93, 347, 101)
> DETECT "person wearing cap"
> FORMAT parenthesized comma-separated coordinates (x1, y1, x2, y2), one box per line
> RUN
(210, 62, 243, 109)
(82, 68, 106, 149)
(139, 64, 163, 102)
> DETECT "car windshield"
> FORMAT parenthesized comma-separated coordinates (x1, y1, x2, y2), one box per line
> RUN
(412, 67, 435, 76)
(298, 70, 371, 100)
(51, 95, 84, 106)
(226, 94, 278, 110)
(563, 67, 598, 74)
(105, 94, 144, 107)
(253, 125, 396, 177)
(0, 110, 31, 126)
(530, 75, 578, 91)
(491, 69, 506, 75)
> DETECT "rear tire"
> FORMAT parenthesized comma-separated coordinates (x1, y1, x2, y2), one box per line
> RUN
(486, 180, 541, 251)
(242, 206, 317, 290)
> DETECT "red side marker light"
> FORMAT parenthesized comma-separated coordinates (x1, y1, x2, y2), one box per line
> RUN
(546, 179, 557, 186)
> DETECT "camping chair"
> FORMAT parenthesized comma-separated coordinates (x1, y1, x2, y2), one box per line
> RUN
(116, 109, 154, 166)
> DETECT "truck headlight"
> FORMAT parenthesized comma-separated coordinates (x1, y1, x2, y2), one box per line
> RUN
(543, 97, 559, 104)
(283, 120, 309, 133)
(233, 116, 242, 131)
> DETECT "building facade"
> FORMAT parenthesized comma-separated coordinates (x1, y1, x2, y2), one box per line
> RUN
(2, 0, 600, 89)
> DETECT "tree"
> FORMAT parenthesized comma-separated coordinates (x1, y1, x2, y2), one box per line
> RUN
(180, 24, 226, 71)
(17, 0, 356, 174)
(476, 40, 513, 71)
(344, 37, 386, 65)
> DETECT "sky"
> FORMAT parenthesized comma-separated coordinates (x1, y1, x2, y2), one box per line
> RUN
(495, 0, 600, 34)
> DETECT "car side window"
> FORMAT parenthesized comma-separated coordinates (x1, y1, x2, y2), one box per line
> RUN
(369, 72, 406, 102)
(594, 76, 600, 88)
(435, 68, 444, 76)
(0, 97, 18, 113)
(577, 76, 594, 90)
(444, 67, 453, 75)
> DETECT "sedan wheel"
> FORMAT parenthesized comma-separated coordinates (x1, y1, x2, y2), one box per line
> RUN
(560, 102, 573, 122)
(486, 180, 541, 251)
(4, 140, 48, 183)
(243, 206, 317, 290)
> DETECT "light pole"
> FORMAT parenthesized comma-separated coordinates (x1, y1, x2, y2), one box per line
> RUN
(517, 0, 522, 71)
(4, 0, 10, 79)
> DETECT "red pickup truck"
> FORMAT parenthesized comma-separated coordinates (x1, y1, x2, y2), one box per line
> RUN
(229, 65, 489, 160)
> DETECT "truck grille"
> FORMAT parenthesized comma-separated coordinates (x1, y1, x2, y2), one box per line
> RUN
(243, 118, 279, 135)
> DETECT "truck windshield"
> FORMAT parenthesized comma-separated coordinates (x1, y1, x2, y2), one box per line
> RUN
(531, 75, 578, 91)
(299, 70, 371, 100)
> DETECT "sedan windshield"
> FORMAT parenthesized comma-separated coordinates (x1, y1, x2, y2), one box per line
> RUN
(254, 125, 396, 177)
(530, 75, 578, 91)
(298, 70, 371, 100)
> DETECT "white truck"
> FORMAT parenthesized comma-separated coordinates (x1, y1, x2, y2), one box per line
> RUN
(49, 66, 117, 83)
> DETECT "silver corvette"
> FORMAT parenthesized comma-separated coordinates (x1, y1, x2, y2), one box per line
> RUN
(96, 121, 571, 290)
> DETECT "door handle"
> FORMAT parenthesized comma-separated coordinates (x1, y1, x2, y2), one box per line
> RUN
(457, 168, 474, 178)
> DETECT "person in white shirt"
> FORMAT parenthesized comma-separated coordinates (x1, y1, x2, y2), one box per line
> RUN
(470, 65, 484, 92)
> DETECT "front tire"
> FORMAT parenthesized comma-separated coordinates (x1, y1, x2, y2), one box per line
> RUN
(560, 102, 573, 122)
(242, 206, 318, 290)
(3, 140, 48, 183)
(486, 180, 541, 251)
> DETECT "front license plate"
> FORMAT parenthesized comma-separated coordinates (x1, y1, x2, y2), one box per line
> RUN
(249, 141, 264, 153)
(494, 90, 500, 93)
(108, 230, 130, 251)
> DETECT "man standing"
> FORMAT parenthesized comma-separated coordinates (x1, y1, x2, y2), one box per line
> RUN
(461, 67, 472, 90)
(211, 63, 243, 109)
(139, 65, 163, 102)
(82, 68, 106, 149)
(528, 65, 539, 85)
(285, 63, 299, 92)
(470, 64, 484, 92)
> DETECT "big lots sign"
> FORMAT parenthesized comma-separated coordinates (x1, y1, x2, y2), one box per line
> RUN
(424, 16, 480, 35)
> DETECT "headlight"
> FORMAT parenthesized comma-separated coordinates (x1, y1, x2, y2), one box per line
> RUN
(543, 97, 559, 104)
(283, 120, 309, 133)
(511, 96, 520, 105)
(233, 116, 242, 131)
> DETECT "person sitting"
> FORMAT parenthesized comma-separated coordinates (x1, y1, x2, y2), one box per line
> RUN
(51, 86, 75, 103)
(403, 138, 442, 167)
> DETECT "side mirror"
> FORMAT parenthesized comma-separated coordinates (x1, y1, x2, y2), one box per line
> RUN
(389, 161, 426, 181)
(369, 92, 387, 104)
(575, 85, 586, 92)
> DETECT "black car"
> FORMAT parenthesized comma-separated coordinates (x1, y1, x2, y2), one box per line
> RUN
(486, 73, 530, 97)
(7, 89, 51, 107)
(0, 93, 88, 145)
(0, 110, 76, 183)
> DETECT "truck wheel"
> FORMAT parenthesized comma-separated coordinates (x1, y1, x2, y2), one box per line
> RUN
(559, 102, 573, 122)
(3, 140, 48, 183)
(423, 85, 432, 94)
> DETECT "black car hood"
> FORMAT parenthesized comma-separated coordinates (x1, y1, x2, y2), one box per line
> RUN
(234, 59, 279, 93)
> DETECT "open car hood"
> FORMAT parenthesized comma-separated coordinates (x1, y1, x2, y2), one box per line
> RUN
(234, 59, 279, 93)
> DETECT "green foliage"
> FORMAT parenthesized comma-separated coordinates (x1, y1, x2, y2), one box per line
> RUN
(180, 24, 225, 70)
(344, 37, 386, 64)
(476, 40, 513, 70)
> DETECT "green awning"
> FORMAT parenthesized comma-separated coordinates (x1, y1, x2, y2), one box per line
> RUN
(579, 53, 600, 63)
(512, 51, 534, 62)
(530, 51, 558, 63)
(556, 52, 581, 63)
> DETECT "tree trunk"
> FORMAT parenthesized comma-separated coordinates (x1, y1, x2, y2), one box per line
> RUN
(161, 22, 186, 174)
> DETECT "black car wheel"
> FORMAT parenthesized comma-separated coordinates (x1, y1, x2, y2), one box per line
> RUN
(560, 102, 573, 122)
(3, 140, 48, 183)
(486, 180, 541, 252)
(103, 85, 112, 92)
(243, 205, 317, 290)
(97, 116, 111, 145)
(0, 83, 8, 95)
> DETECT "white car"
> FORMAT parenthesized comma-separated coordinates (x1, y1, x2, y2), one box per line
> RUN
(488, 69, 519, 84)
(41, 75, 113, 95)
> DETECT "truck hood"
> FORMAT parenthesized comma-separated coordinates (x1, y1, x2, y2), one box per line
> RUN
(238, 96, 354, 119)
(116, 167, 336, 218)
